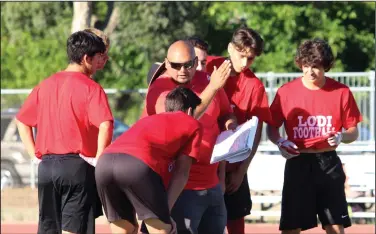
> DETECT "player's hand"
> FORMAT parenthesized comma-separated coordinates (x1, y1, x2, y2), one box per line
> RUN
(32, 158, 42, 164)
(169, 217, 177, 234)
(225, 170, 244, 194)
(92, 158, 98, 167)
(132, 223, 139, 234)
(226, 122, 238, 132)
(209, 60, 232, 90)
(277, 138, 300, 159)
(326, 132, 343, 146)
(131, 213, 139, 234)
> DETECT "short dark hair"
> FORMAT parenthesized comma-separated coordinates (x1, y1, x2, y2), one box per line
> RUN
(231, 26, 264, 56)
(165, 86, 202, 113)
(67, 31, 106, 64)
(83, 28, 110, 48)
(295, 39, 334, 72)
(187, 36, 209, 52)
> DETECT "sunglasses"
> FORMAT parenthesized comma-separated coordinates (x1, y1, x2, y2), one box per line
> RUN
(167, 57, 197, 70)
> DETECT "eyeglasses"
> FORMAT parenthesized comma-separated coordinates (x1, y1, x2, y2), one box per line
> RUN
(167, 57, 197, 70)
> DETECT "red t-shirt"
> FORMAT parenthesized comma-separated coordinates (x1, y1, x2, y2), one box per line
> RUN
(142, 71, 233, 190)
(206, 56, 273, 125)
(104, 111, 202, 187)
(207, 56, 273, 171)
(16, 71, 114, 158)
(270, 77, 362, 150)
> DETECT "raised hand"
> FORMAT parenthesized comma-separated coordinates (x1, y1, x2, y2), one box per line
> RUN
(209, 60, 232, 90)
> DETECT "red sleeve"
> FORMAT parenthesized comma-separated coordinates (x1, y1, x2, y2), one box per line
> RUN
(206, 56, 225, 75)
(155, 91, 169, 114)
(269, 90, 285, 128)
(218, 88, 233, 117)
(341, 89, 362, 129)
(16, 86, 40, 127)
(88, 86, 113, 127)
(145, 80, 173, 116)
(181, 123, 203, 162)
(146, 84, 170, 115)
(249, 86, 273, 125)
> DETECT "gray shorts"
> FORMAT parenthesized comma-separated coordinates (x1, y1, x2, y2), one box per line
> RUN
(96, 153, 171, 225)
(171, 184, 227, 234)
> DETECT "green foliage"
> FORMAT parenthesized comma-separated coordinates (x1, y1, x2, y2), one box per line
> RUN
(1, 2, 72, 88)
(2, 2, 373, 88)
(1, 2, 374, 124)
(205, 2, 375, 72)
(99, 2, 211, 89)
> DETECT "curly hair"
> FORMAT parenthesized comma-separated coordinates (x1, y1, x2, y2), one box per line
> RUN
(295, 39, 334, 72)
(231, 26, 264, 56)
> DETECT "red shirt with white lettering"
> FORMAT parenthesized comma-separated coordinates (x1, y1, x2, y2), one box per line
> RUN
(16, 71, 114, 158)
(104, 111, 202, 187)
(270, 77, 362, 150)
(142, 71, 233, 190)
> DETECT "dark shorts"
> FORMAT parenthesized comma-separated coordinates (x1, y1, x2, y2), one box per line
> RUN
(37, 154, 96, 234)
(280, 151, 352, 231)
(95, 153, 171, 225)
(224, 174, 252, 220)
(85, 181, 104, 234)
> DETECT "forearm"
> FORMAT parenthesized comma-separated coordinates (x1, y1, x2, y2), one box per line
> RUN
(167, 170, 189, 211)
(194, 84, 218, 119)
(218, 161, 226, 182)
(238, 121, 263, 174)
(341, 127, 359, 144)
(266, 124, 282, 145)
(96, 121, 113, 158)
(167, 155, 193, 210)
(15, 119, 36, 158)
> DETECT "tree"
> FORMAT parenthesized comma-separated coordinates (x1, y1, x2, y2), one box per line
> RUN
(1, 2, 72, 88)
(70, 2, 120, 34)
(71, 2, 92, 33)
(204, 2, 375, 72)
(95, 2, 211, 123)
(1, 2, 374, 124)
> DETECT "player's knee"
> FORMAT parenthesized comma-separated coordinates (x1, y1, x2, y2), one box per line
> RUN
(324, 224, 345, 234)
(144, 218, 172, 234)
(110, 219, 137, 234)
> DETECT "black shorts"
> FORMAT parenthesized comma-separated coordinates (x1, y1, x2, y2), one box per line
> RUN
(37, 154, 96, 234)
(85, 181, 104, 234)
(95, 153, 171, 225)
(280, 151, 352, 231)
(224, 174, 252, 220)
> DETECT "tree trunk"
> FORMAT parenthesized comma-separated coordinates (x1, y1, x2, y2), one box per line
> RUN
(71, 2, 92, 33)
(71, 2, 119, 36)
(93, 2, 120, 35)
(103, 6, 120, 35)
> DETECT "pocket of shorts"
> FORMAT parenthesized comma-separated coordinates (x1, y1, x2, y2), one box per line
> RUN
(325, 158, 345, 181)
(62, 213, 85, 233)
(317, 154, 332, 171)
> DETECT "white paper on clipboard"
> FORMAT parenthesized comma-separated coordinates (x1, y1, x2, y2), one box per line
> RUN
(210, 116, 258, 164)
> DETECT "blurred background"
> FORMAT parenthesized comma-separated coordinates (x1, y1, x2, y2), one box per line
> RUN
(1, 1, 375, 227)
